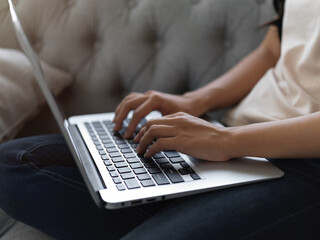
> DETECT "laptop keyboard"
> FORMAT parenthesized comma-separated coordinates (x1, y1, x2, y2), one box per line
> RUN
(84, 119, 201, 191)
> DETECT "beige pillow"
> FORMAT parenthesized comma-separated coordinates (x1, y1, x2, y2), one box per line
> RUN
(0, 48, 72, 142)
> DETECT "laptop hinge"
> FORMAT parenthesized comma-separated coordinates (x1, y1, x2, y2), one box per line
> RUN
(68, 124, 105, 208)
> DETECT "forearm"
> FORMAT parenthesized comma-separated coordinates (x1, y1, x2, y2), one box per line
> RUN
(228, 112, 320, 159)
(185, 27, 280, 116)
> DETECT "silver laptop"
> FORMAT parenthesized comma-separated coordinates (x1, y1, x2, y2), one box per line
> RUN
(8, 0, 284, 209)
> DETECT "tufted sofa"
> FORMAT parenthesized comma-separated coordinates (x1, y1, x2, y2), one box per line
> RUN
(0, 0, 274, 239)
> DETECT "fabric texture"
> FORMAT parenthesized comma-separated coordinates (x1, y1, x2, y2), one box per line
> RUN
(0, 135, 319, 240)
(224, 0, 320, 126)
(0, 0, 274, 136)
(0, 48, 72, 142)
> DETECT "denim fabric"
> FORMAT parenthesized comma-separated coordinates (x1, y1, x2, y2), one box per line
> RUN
(0, 135, 319, 240)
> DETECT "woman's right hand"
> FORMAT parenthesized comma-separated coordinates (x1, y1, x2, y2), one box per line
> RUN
(113, 90, 203, 138)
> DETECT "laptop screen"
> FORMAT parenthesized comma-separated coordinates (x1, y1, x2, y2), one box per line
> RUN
(8, 0, 70, 137)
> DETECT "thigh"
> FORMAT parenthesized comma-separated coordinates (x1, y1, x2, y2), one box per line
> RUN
(0, 135, 168, 240)
(123, 158, 320, 240)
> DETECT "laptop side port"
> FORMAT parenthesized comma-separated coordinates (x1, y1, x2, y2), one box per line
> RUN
(146, 198, 156, 202)
(131, 200, 142, 205)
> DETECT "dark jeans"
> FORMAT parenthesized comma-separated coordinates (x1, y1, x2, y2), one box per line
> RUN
(0, 135, 319, 240)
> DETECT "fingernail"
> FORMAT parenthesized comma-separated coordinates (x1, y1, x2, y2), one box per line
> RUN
(144, 151, 150, 158)
(124, 133, 130, 139)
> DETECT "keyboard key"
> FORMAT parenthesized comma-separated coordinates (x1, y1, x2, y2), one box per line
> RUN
(159, 163, 174, 170)
(134, 168, 147, 175)
(141, 179, 156, 187)
(110, 171, 119, 178)
(103, 160, 112, 166)
(124, 179, 140, 189)
(121, 172, 135, 180)
(116, 184, 126, 191)
(109, 152, 121, 158)
(93, 141, 101, 146)
(170, 157, 185, 164)
(101, 155, 108, 160)
(107, 147, 118, 153)
(115, 162, 128, 168)
(155, 158, 169, 164)
(153, 153, 165, 159)
(96, 145, 104, 150)
(118, 167, 132, 174)
(180, 162, 190, 168)
(115, 140, 126, 144)
(144, 162, 158, 169)
(130, 162, 143, 169)
(141, 157, 154, 163)
(148, 168, 162, 174)
(118, 144, 129, 149)
(107, 166, 116, 172)
(113, 177, 122, 184)
(137, 173, 151, 181)
(111, 157, 125, 163)
(98, 150, 106, 155)
(178, 168, 195, 175)
(100, 135, 110, 140)
(191, 173, 201, 180)
(152, 173, 170, 185)
(102, 139, 113, 144)
(104, 143, 115, 148)
(124, 153, 136, 159)
(121, 148, 133, 154)
(127, 158, 140, 164)
(164, 151, 180, 158)
(164, 168, 184, 183)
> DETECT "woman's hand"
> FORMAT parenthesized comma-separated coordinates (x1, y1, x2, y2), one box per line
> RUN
(113, 91, 205, 138)
(135, 112, 234, 162)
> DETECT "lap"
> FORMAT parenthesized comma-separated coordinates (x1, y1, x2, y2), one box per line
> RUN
(0, 135, 319, 240)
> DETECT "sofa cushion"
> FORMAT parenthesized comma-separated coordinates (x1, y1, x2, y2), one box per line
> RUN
(0, 48, 72, 142)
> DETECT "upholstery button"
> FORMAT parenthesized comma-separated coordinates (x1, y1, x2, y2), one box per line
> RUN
(256, 0, 265, 4)
(191, 0, 200, 4)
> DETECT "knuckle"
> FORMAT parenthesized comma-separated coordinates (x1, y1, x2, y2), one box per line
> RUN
(148, 125, 157, 134)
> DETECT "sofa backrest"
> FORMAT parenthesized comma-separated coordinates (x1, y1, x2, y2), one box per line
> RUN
(0, 0, 274, 135)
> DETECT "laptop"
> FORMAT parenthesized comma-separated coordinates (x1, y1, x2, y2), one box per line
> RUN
(8, 0, 284, 209)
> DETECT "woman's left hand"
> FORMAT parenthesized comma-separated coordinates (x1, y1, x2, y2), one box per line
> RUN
(135, 112, 234, 162)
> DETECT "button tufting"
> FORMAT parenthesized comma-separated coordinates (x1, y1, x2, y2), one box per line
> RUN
(128, 0, 137, 9)
(66, 0, 75, 8)
(155, 41, 162, 50)
(224, 39, 232, 49)
(93, 41, 102, 51)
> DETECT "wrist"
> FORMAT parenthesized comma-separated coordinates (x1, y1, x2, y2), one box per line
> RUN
(183, 90, 214, 116)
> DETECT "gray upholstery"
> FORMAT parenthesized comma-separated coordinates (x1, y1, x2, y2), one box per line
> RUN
(0, 0, 274, 239)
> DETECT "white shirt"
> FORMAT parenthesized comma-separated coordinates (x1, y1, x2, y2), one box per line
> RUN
(224, 0, 320, 127)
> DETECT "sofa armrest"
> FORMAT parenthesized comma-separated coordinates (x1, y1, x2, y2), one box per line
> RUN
(0, 48, 72, 142)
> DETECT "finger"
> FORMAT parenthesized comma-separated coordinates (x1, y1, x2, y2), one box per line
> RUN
(114, 93, 139, 119)
(113, 96, 147, 132)
(144, 137, 179, 157)
(136, 125, 176, 154)
(124, 98, 157, 138)
(134, 126, 146, 142)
